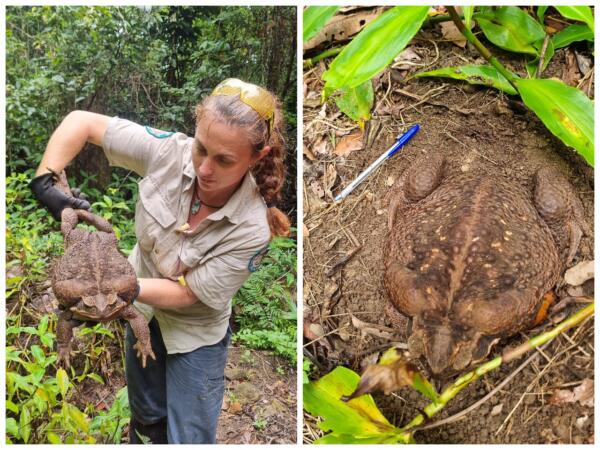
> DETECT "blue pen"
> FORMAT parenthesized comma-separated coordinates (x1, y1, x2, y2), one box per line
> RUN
(334, 124, 420, 202)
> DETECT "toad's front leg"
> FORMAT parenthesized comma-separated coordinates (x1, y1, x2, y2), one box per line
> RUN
(121, 306, 155, 368)
(56, 310, 80, 368)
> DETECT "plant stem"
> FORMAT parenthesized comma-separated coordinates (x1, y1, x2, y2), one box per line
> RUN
(446, 6, 520, 93)
(303, 47, 343, 68)
(401, 302, 594, 432)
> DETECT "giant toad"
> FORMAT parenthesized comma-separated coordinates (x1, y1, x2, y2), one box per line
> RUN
(384, 154, 588, 375)
(50, 170, 155, 368)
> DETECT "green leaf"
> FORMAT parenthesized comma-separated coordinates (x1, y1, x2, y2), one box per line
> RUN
(334, 80, 374, 127)
(6, 418, 19, 438)
(537, 6, 548, 23)
(515, 78, 594, 166)
(38, 314, 49, 335)
(67, 404, 89, 433)
(475, 6, 546, 55)
(30, 344, 45, 364)
(6, 400, 19, 414)
(20, 406, 32, 443)
(103, 194, 113, 207)
(551, 24, 594, 49)
(56, 368, 70, 398)
(555, 6, 594, 33)
(316, 432, 414, 444)
(322, 6, 430, 99)
(414, 65, 518, 95)
(303, 6, 340, 43)
(303, 366, 405, 440)
(462, 6, 474, 29)
(47, 431, 62, 444)
(87, 373, 105, 384)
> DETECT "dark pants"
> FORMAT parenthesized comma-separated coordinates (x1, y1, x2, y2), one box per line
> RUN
(125, 318, 230, 444)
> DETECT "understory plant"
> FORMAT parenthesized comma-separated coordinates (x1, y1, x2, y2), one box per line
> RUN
(304, 5, 594, 165)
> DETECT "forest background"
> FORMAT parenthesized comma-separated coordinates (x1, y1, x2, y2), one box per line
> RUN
(6, 5, 297, 444)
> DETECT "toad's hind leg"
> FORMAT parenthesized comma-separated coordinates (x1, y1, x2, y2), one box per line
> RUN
(534, 167, 590, 264)
(388, 154, 445, 229)
(121, 306, 155, 368)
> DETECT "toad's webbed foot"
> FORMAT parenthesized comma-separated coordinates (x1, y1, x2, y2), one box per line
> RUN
(121, 305, 155, 368)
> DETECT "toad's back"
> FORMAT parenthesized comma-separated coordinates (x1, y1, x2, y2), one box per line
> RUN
(384, 173, 561, 334)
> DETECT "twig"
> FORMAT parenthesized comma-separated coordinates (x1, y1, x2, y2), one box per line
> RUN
(304, 47, 343, 68)
(325, 246, 362, 277)
(415, 342, 549, 431)
(535, 34, 551, 78)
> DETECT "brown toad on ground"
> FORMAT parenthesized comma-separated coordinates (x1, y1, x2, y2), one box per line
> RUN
(384, 154, 589, 375)
(50, 170, 155, 368)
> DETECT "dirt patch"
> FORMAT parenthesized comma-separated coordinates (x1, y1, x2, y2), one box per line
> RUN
(217, 347, 297, 444)
(303, 32, 594, 444)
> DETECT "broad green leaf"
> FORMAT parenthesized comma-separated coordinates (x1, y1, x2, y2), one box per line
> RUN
(30, 344, 45, 364)
(537, 6, 548, 23)
(555, 6, 594, 33)
(56, 368, 69, 398)
(462, 6, 474, 29)
(20, 406, 32, 443)
(303, 6, 340, 43)
(322, 6, 430, 99)
(475, 6, 546, 55)
(304, 366, 401, 438)
(316, 432, 414, 444)
(6, 418, 19, 438)
(551, 24, 594, 49)
(38, 314, 49, 335)
(515, 78, 594, 166)
(334, 80, 374, 128)
(414, 65, 518, 95)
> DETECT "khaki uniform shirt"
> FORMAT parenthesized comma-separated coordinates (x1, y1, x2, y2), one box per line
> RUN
(102, 117, 271, 353)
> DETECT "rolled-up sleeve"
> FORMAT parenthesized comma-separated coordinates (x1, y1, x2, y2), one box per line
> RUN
(102, 117, 174, 176)
(185, 233, 270, 311)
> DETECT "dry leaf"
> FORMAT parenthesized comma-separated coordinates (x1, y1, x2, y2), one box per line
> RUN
(334, 130, 364, 157)
(491, 404, 503, 416)
(549, 379, 593, 407)
(303, 9, 382, 51)
(302, 223, 310, 238)
(393, 47, 422, 70)
(564, 260, 594, 286)
(313, 137, 330, 157)
(385, 176, 395, 186)
(323, 164, 338, 199)
(303, 144, 316, 161)
(351, 314, 394, 340)
(310, 180, 325, 198)
(305, 188, 326, 215)
(345, 356, 418, 399)
(303, 321, 325, 341)
(229, 401, 242, 414)
(440, 21, 467, 47)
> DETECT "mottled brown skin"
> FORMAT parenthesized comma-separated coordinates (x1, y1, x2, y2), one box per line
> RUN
(384, 154, 588, 375)
(50, 171, 155, 368)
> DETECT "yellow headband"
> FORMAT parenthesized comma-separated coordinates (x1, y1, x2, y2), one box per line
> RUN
(212, 78, 275, 128)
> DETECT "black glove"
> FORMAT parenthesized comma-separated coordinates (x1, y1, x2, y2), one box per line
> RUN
(29, 172, 91, 220)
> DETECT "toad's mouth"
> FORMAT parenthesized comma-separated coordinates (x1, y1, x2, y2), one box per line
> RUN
(70, 300, 127, 318)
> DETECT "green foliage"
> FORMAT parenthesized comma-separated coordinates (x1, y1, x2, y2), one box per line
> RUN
(515, 79, 594, 166)
(6, 313, 130, 444)
(303, 6, 340, 43)
(414, 64, 518, 95)
(551, 24, 594, 49)
(322, 6, 430, 99)
(475, 6, 546, 56)
(233, 236, 297, 363)
(554, 6, 594, 32)
(303, 366, 413, 444)
(334, 80, 374, 129)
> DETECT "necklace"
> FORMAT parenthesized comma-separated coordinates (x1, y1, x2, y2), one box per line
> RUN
(191, 185, 225, 214)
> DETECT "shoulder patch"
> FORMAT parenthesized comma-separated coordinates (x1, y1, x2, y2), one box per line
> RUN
(145, 125, 175, 139)
(248, 245, 270, 273)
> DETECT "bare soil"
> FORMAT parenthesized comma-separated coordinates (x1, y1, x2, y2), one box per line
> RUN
(303, 28, 594, 444)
